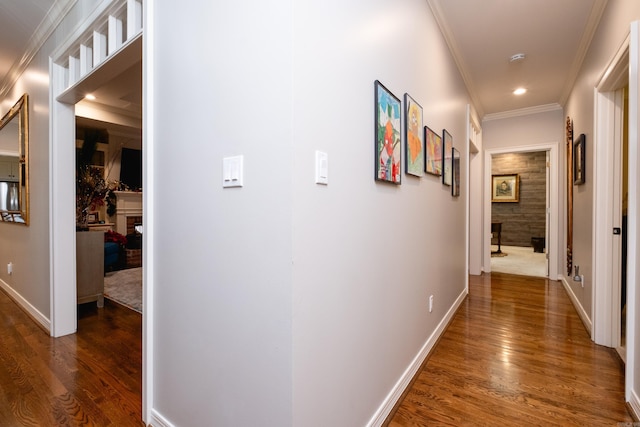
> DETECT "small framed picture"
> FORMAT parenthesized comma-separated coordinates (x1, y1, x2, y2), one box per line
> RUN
(404, 93, 424, 177)
(452, 148, 460, 197)
(492, 174, 519, 202)
(424, 126, 442, 176)
(442, 129, 453, 186)
(87, 212, 99, 223)
(374, 80, 401, 184)
(574, 133, 585, 185)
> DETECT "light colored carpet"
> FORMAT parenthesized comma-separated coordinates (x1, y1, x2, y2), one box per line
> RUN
(491, 245, 547, 277)
(104, 267, 142, 313)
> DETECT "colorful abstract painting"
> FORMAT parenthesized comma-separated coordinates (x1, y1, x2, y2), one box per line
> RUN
(424, 126, 442, 176)
(404, 94, 423, 177)
(375, 80, 401, 184)
(442, 129, 453, 186)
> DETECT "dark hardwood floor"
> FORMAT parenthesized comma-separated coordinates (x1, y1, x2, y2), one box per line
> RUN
(0, 289, 143, 426)
(388, 272, 634, 426)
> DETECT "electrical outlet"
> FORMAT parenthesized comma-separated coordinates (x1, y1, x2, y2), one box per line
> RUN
(7, 262, 12, 275)
(429, 295, 434, 313)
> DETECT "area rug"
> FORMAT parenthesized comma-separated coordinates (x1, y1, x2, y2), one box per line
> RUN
(104, 267, 142, 313)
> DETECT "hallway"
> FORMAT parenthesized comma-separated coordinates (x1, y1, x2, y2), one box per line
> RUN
(388, 273, 632, 425)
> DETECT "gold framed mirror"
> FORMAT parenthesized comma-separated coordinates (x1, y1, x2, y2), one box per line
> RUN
(0, 94, 29, 225)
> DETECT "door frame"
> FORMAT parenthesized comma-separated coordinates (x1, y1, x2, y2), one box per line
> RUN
(483, 143, 559, 279)
(593, 22, 640, 412)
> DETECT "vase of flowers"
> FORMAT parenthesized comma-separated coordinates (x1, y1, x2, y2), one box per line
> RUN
(76, 165, 107, 230)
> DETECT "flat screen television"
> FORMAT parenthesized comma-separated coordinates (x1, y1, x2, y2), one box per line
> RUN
(120, 148, 142, 190)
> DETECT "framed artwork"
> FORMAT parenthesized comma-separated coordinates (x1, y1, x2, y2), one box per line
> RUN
(87, 212, 99, 223)
(374, 80, 401, 184)
(442, 129, 453, 186)
(573, 133, 585, 185)
(492, 174, 519, 202)
(424, 126, 442, 176)
(452, 148, 460, 197)
(404, 94, 424, 177)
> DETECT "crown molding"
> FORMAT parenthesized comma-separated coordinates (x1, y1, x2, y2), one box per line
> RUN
(558, 0, 609, 106)
(483, 103, 563, 122)
(427, 0, 485, 118)
(0, 0, 78, 100)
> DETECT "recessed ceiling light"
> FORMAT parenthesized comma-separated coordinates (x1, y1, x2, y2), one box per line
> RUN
(85, 94, 96, 100)
(513, 88, 527, 95)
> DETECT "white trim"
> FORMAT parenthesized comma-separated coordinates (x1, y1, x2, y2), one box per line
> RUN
(49, 59, 77, 338)
(629, 389, 640, 420)
(0, 279, 50, 332)
(561, 276, 593, 334)
(483, 104, 562, 122)
(483, 143, 559, 280)
(366, 288, 468, 427)
(149, 409, 175, 427)
(626, 19, 640, 406)
(142, 0, 154, 422)
(465, 105, 470, 289)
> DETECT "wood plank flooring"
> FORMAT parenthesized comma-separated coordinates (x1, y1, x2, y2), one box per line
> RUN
(388, 272, 634, 426)
(0, 289, 143, 426)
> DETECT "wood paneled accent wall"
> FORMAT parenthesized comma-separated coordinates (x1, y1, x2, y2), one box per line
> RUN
(492, 151, 546, 247)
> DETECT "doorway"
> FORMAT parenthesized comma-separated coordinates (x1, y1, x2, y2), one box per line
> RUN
(483, 143, 559, 280)
(489, 150, 549, 278)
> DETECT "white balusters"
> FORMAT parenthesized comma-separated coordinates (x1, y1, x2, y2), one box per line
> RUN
(59, 0, 143, 91)
(108, 14, 124, 55)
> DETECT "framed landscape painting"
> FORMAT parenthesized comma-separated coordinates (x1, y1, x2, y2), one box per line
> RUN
(442, 129, 453, 186)
(374, 80, 401, 184)
(424, 126, 442, 176)
(404, 93, 424, 177)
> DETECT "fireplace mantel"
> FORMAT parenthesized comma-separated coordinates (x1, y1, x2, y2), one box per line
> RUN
(114, 191, 142, 235)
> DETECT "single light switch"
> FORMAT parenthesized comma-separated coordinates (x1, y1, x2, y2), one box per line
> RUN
(315, 151, 328, 185)
(223, 155, 244, 188)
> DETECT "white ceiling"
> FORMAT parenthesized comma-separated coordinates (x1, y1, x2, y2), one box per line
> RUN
(0, 0, 609, 120)
(428, 0, 608, 118)
(0, 0, 57, 84)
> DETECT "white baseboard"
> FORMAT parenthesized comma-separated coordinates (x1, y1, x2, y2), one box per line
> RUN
(366, 288, 468, 427)
(0, 279, 50, 333)
(149, 409, 175, 427)
(629, 389, 640, 421)
(560, 276, 592, 334)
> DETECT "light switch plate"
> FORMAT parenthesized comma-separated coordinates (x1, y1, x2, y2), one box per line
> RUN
(223, 155, 244, 188)
(315, 151, 328, 185)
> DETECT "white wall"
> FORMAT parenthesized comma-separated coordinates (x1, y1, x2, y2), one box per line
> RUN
(149, 0, 471, 426)
(149, 0, 294, 425)
(291, 0, 468, 425)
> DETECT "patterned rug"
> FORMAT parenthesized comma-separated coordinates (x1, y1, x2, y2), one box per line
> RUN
(104, 267, 142, 313)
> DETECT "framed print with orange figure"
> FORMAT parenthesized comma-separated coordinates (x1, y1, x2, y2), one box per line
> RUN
(404, 93, 423, 176)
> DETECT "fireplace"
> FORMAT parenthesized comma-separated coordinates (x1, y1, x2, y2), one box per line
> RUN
(114, 191, 142, 236)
